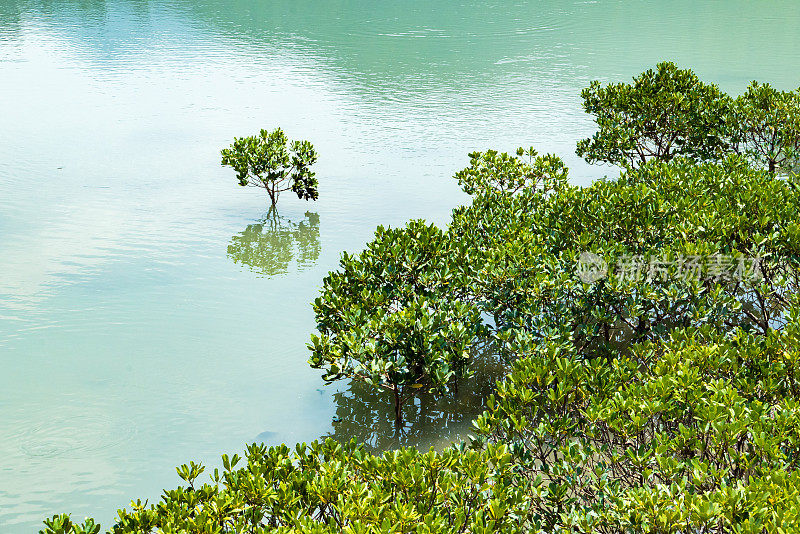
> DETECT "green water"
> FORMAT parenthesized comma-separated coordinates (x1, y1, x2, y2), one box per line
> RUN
(1, 0, 799, 530)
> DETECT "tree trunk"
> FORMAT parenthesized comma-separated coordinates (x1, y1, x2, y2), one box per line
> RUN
(393, 386, 403, 427)
(267, 184, 278, 206)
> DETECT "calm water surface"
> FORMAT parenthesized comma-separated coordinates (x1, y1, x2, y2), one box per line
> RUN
(2, 0, 800, 530)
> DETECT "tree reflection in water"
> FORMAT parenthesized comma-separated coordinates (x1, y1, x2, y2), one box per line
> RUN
(227, 210, 320, 276)
(322, 345, 508, 452)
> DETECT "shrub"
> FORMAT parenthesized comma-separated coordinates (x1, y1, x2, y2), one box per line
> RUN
(309, 220, 487, 425)
(45, 314, 800, 533)
(576, 62, 734, 168)
(451, 155, 799, 358)
(43, 440, 525, 534)
(732, 81, 800, 175)
(311, 152, 799, 425)
(221, 128, 319, 207)
(473, 306, 800, 532)
(576, 62, 800, 178)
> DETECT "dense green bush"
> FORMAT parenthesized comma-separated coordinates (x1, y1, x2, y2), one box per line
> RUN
(576, 62, 734, 168)
(43, 440, 525, 534)
(733, 81, 800, 175)
(459, 155, 800, 345)
(473, 307, 800, 532)
(311, 152, 799, 422)
(576, 61, 800, 175)
(309, 62, 800, 425)
(308, 220, 488, 425)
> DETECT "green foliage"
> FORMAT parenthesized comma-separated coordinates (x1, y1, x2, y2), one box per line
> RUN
(452, 155, 799, 361)
(576, 62, 800, 177)
(453, 147, 568, 196)
(733, 81, 800, 175)
(46, 318, 800, 533)
(309, 220, 487, 424)
(576, 62, 734, 168)
(472, 309, 800, 532)
(310, 63, 800, 427)
(311, 146, 799, 424)
(41, 515, 100, 534)
(43, 440, 525, 534)
(221, 128, 319, 206)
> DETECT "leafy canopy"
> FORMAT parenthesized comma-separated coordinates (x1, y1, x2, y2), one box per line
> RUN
(576, 61, 800, 177)
(453, 147, 568, 196)
(221, 128, 319, 206)
(44, 314, 800, 534)
(309, 220, 487, 425)
(473, 308, 800, 532)
(576, 62, 734, 168)
(309, 146, 799, 425)
(43, 440, 524, 534)
(733, 81, 800, 174)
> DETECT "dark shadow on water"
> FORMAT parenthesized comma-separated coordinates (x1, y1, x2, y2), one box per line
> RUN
(227, 210, 320, 277)
(321, 349, 509, 452)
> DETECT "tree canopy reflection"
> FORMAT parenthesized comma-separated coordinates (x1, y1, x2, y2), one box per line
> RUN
(321, 347, 507, 451)
(227, 211, 320, 276)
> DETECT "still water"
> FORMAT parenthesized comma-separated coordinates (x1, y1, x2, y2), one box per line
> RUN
(1, 0, 799, 530)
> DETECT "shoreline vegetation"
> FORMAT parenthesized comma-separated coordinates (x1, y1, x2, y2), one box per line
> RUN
(44, 63, 800, 533)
